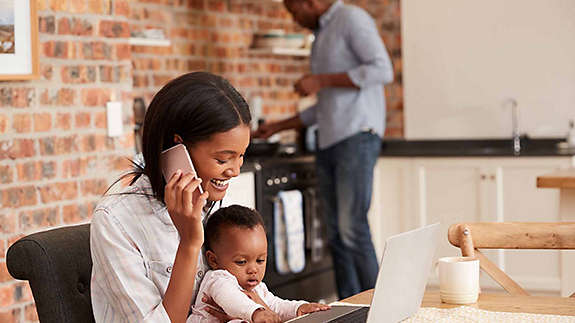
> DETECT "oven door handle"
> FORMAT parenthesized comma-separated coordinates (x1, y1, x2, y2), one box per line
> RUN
(307, 188, 324, 263)
(303, 189, 313, 250)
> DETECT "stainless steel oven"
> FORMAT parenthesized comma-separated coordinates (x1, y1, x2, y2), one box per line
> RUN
(254, 156, 337, 303)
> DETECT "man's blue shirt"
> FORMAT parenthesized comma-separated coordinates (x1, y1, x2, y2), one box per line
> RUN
(299, 0, 394, 149)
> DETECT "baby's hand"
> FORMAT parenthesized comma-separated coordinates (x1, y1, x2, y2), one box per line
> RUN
(252, 308, 281, 323)
(297, 303, 331, 316)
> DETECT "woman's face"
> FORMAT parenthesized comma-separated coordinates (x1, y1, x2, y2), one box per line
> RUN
(187, 124, 250, 202)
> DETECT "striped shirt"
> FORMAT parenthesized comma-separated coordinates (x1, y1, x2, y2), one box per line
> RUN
(90, 175, 212, 322)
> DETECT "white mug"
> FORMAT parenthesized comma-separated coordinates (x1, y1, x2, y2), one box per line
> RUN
(438, 256, 479, 304)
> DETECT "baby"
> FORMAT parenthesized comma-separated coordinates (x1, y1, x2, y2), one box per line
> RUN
(190, 205, 329, 323)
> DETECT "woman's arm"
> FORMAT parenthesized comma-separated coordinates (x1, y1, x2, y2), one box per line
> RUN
(161, 243, 201, 323)
(91, 171, 207, 323)
(162, 171, 209, 323)
(91, 209, 173, 322)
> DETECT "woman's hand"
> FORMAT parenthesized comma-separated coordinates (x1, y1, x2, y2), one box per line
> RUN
(252, 308, 281, 323)
(297, 303, 331, 316)
(202, 293, 277, 323)
(244, 290, 280, 323)
(202, 294, 237, 323)
(162, 172, 207, 323)
(164, 170, 209, 248)
(242, 290, 272, 311)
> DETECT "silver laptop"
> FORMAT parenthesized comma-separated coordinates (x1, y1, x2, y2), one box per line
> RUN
(288, 223, 440, 323)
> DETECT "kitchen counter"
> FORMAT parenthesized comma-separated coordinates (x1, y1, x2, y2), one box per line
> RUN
(381, 137, 575, 157)
(245, 137, 575, 160)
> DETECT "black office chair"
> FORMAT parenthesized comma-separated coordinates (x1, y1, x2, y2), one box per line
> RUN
(6, 224, 95, 323)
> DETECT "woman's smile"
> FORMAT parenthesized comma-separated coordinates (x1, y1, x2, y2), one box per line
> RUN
(209, 178, 230, 191)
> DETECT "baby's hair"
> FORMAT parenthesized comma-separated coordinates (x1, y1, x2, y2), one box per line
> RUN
(204, 205, 265, 251)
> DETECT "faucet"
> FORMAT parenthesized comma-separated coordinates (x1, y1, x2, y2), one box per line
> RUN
(506, 98, 521, 155)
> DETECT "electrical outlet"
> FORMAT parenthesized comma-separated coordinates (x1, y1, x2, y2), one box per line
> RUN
(106, 101, 123, 137)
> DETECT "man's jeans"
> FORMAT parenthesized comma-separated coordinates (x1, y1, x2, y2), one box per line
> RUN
(316, 131, 381, 299)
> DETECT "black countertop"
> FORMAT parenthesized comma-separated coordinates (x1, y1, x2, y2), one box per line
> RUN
(380, 137, 575, 157)
(244, 137, 575, 161)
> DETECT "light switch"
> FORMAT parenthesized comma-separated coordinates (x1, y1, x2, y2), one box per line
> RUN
(249, 96, 262, 131)
(106, 101, 123, 137)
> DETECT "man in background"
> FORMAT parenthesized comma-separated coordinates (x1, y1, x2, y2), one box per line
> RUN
(254, 0, 394, 298)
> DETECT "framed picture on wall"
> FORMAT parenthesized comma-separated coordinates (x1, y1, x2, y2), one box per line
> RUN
(0, 0, 38, 81)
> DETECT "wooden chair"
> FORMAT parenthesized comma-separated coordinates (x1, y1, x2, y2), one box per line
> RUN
(448, 222, 575, 297)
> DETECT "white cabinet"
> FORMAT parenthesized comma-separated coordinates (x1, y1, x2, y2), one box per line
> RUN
(368, 156, 573, 295)
(222, 171, 256, 209)
(368, 158, 414, 260)
(416, 161, 485, 259)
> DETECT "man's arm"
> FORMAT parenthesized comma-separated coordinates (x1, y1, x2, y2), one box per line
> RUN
(271, 115, 305, 132)
(319, 73, 357, 88)
(345, 8, 394, 87)
(252, 115, 305, 139)
(294, 9, 392, 97)
(294, 73, 357, 96)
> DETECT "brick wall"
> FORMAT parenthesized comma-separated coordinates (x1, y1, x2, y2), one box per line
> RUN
(0, 0, 401, 321)
(131, 0, 403, 138)
(0, 0, 134, 321)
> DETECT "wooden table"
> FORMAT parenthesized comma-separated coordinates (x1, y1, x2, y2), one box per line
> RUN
(537, 169, 575, 189)
(343, 290, 575, 316)
(537, 168, 575, 296)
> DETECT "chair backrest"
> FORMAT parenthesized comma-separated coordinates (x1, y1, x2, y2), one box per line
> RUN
(6, 224, 95, 323)
(448, 222, 575, 297)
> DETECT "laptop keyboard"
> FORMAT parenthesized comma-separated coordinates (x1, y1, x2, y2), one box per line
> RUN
(329, 307, 369, 323)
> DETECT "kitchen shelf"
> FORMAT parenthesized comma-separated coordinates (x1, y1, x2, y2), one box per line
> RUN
(128, 37, 171, 47)
(250, 47, 310, 57)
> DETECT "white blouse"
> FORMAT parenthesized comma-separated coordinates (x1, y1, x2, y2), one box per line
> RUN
(90, 175, 213, 322)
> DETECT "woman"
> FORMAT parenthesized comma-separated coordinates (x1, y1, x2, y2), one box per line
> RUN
(90, 72, 253, 323)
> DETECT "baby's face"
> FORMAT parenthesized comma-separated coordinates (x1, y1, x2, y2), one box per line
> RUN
(209, 224, 268, 291)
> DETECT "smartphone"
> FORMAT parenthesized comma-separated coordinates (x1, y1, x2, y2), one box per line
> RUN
(160, 144, 204, 194)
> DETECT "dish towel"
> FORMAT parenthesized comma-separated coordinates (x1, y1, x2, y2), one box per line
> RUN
(274, 195, 290, 275)
(274, 190, 306, 274)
